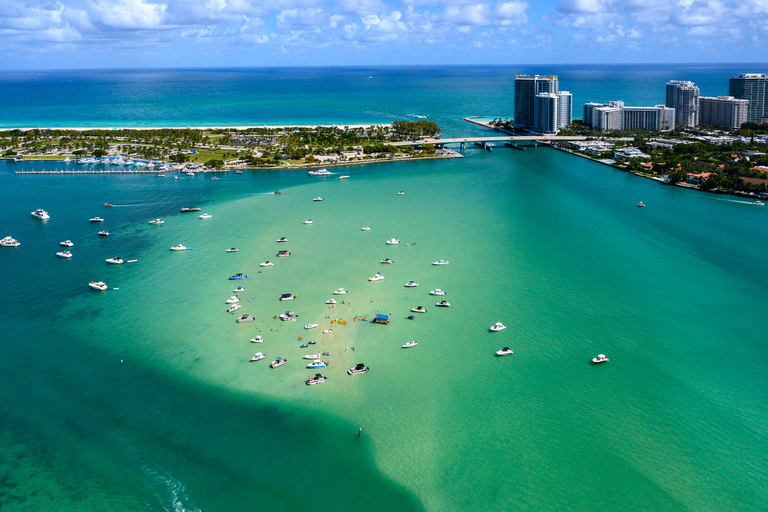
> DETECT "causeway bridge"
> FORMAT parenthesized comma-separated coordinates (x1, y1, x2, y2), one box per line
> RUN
(390, 135, 587, 150)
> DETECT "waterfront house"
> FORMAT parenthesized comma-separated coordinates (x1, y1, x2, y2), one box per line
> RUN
(685, 172, 713, 186)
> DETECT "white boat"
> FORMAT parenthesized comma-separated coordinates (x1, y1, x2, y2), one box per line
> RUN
(90, 217, 104, 223)
(398, 191, 405, 195)
(31, 209, 50, 220)
(226, 247, 238, 252)
(89, 281, 108, 291)
(637, 202, 645, 208)
(361, 226, 371, 231)
(199, 213, 212, 219)
(233, 286, 245, 293)
(307, 359, 328, 368)
(308, 168, 332, 176)
(260, 261, 274, 267)
(148, 219, 164, 225)
(276, 237, 287, 243)
(1, 236, 20, 247)
(306, 373, 326, 385)
(322, 329, 333, 334)
(490, 322, 507, 332)
(276, 250, 291, 257)
(304, 323, 318, 330)
(325, 299, 337, 304)
(753, 200, 765, 206)
(170, 244, 187, 251)
(404, 281, 419, 287)
(98, 231, 110, 236)
(105, 257, 124, 265)
(60, 240, 74, 247)
(381, 258, 394, 264)
(410, 306, 427, 313)
(313, 197, 324, 201)
(211, 176, 218, 180)
(227, 304, 242, 313)
(180, 207, 200, 212)
(303, 353, 321, 359)
(496, 347, 514, 356)
(280, 293, 297, 301)
(56, 250, 72, 258)
(385, 238, 400, 245)
(435, 300, 450, 307)
(402, 341, 418, 348)
(339, 175, 350, 179)
(430, 289, 446, 296)
(333, 288, 348, 295)
(369, 272, 384, 281)
(432, 260, 449, 265)
(279, 311, 298, 321)
(251, 336, 265, 343)
(303, 219, 313, 224)
(592, 354, 609, 364)
(270, 357, 286, 368)
(348, 363, 369, 375)
(236, 314, 254, 323)
(249, 352, 266, 362)
(225, 296, 240, 304)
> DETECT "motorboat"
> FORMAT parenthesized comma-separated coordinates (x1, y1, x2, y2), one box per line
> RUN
(89, 281, 108, 291)
(105, 257, 124, 265)
(105, 203, 113, 207)
(307, 359, 328, 368)
(325, 299, 337, 304)
(322, 351, 331, 356)
(90, 217, 104, 222)
(276, 237, 287, 243)
(381, 258, 394, 264)
(31, 209, 50, 220)
(279, 311, 298, 321)
(397, 191, 405, 195)
(339, 175, 350, 179)
(333, 288, 348, 295)
(56, 250, 72, 258)
(280, 293, 297, 301)
(303, 219, 313, 224)
(60, 240, 74, 247)
(496, 347, 514, 356)
(385, 238, 400, 245)
(180, 207, 201, 212)
(435, 300, 450, 307)
(430, 289, 446, 296)
(361, 226, 371, 231)
(229, 273, 248, 280)
(226, 247, 238, 252)
(753, 200, 765, 206)
(225, 296, 240, 304)
(211, 176, 218, 180)
(322, 329, 333, 334)
(251, 336, 265, 343)
(432, 260, 449, 265)
(303, 353, 321, 359)
(402, 341, 418, 348)
(233, 286, 245, 292)
(227, 304, 242, 313)
(249, 352, 266, 362)
(274, 190, 282, 194)
(411, 306, 427, 313)
(406, 315, 415, 320)
(235, 170, 243, 174)
(148, 219, 164, 225)
(170, 244, 187, 251)
(270, 357, 286, 368)
(313, 197, 324, 201)
(308, 341, 316, 345)
(276, 250, 291, 257)
(98, 231, 110, 236)
(306, 373, 326, 385)
(304, 323, 318, 330)
(404, 281, 419, 287)
(348, 363, 369, 375)
(236, 314, 254, 323)
(1, 236, 20, 247)
(260, 261, 274, 267)
(490, 322, 507, 332)
(308, 168, 332, 176)
(199, 213, 212, 219)
(369, 272, 384, 281)
(592, 354, 609, 364)
(637, 202, 645, 208)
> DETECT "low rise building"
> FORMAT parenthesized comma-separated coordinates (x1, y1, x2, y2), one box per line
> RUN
(614, 147, 650, 160)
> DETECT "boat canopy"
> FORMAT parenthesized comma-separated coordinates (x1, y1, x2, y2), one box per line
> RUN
(371, 313, 390, 324)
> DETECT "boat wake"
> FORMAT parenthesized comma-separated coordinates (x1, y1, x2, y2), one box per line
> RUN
(407, 113, 428, 119)
(138, 464, 201, 512)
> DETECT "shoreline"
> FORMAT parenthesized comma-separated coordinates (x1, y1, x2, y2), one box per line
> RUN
(0, 124, 391, 132)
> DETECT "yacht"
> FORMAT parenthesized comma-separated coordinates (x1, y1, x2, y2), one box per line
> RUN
(98, 231, 110, 236)
(490, 322, 507, 332)
(276, 250, 291, 257)
(308, 168, 332, 176)
(89, 281, 108, 291)
(361, 226, 372, 231)
(496, 347, 514, 356)
(276, 237, 288, 243)
(260, 261, 274, 267)
(1, 236, 20, 247)
(180, 207, 201, 212)
(411, 306, 427, 313)
(385, 238, 400, 245)
(333, 288, 348, 295)
(227, 304, 242, 313)
(280, 293, 297, 301)
(270, 357, 286, 368)
(404, 281, 419, 287)
(381, 258, 394, 264)
(325, 299, 337, 304)
(313, 197, 324, 201)
(226, 247, 238, 252)
(369, 272, 384, 281)
(322, 329, 333, 334)
(225, 296, 240, 304)
(198, 213, 212, 219)
(236, 314, 254, 323)
(339, 175, 350, 179)
(279, 311, 299, 321)
(60, 240, 74, 247)
(306, 373, 326, 385)
(148, 219, 164, 225)
(303, 353, 321, 359)
(249, 352, 266, 362)
(56, 250, 72, 258)
(228, 273, 248, 280)
(435, 300, 450, 307)
(170, 244, 187, 251)
(432, 260, 449, 265)
(430, 289, 446, 296)
(31, 209, 50, 220)
(105, 257, 124, 265)
(637, 202, 645, 208)
(304, 219, 313, 224)
(251, 336, 265, 343)
(306, 359, 328, 368)
(592, 354, 609, 364)
(233, 286, 245, 292)
(90, 217, 104, 222)
(402, 341, 418, 348)
(348, 363, 369, 375)
(304, 323, 318, 330)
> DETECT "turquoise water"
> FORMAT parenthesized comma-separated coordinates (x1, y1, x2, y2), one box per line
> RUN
(2, 143, 767, 510)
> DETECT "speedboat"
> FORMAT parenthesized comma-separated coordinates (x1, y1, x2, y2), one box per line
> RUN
(397, 191, 405, 195)
(402, 341, 418, 348)
(306, 373, 326, 385)
(303, 219, 313, 224)
(226, 247, 238, 252)
(98, 231, 110, 236)
(31, 209, 50, 220)
(592, 354, 609, 364)
(270, 357, 286, 368)
(225, 296, 240, 304)
(280, 293, 297, 301)
(276, 237, 287, 243)
(411, 306, 427, 313)
(235, 170, 243, 174)
(260, 261, 274, 267)
(229, 273, 248, 280)
(435, 300, 450, 307)
(276, 250, 291, 257)
(198, 213, 212, 219)
(430, 289, 446, 296)
(369, 272, 384, 281)
(325, 299, 337, 304)
(496, 347, 514, 356)
(333, 288, 348, 295)
(56, 250, 72, 258)
(381, 258, 394, 264)
(279, 311, 298, 321)
(313, 197, 324, 201)
(322, 351, 331, 356)
(236, 314, 254, 323)
(385, 238, 400, 245)
(148, 219, 164, 225)
(105, 257, 124, 265)
(308, 168, 332, 176)
(60, 240, 74, 247)
(251, 336, 265, 343)
(307, 359, 328, 368)
(404, 281, 419, 287)
(210, 176, 218, 180)
(170, 244, 187, 251)
(637, 202, 645, 208)
(227, 304, 242, 313)
(490, 322, 507, 332)
(303, 353, 321, 359)
(1, 236, 20, 247)
(89, 281, 108, 291)
(90, 217, 104, 222)
(361, 226, 371, 231)
(104, 203, 113, 207)
(180, 207, 201, 212)
(308, 341, 316, 345)
(249, 352, 265, 362)
(274, 190, 282, 194)
(432, 260, 449, 265)
(322, 329, 333, 334)
(753, 200, 765, 206)
(304, 323, 318, 330)
(348, 363, 369, 375)
(233, 286, 245, 292)
(339, 175, 350, 179)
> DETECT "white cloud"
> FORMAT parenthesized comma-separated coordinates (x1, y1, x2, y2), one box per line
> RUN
(442, 4, 491, 25)
(90, 0, 166, 30)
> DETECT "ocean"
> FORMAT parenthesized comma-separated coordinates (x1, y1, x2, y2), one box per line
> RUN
(1, 65, 768, 511)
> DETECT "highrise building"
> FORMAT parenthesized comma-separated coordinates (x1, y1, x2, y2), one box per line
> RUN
(583, 102, 603, 127)
(515, 75, 558, 129)
(699, 96, 749, 129)
(583, 101, 672, 132)
(665, 80, 700, 127)
(594, 104, 622, 131)
(534, 93, 559, 134)
(729, 73, 768, 124)
(557, 91, 573, 128)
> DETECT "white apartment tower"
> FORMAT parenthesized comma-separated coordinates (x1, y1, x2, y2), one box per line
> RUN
(515, 75, 558, 130)
(665, 80, 700, 127)
(534, 93, 559, 134)
(699, 96, 749, 129)
(558, 91, 573, 128)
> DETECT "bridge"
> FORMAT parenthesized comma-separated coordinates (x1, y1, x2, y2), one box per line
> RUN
(389, 135, 587, 149)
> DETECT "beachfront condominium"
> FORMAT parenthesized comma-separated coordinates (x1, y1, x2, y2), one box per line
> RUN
(729, 73, 768, 124)
(515, 75, 558, 130)
(699, 96, 749, 129)
(558, 91, 573, 128)
(534, 93, 559, 134)
(665, 80, 700, 128)
(584, 101, 674, 132)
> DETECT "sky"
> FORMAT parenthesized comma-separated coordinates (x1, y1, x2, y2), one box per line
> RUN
(1, 0, 767, 69)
